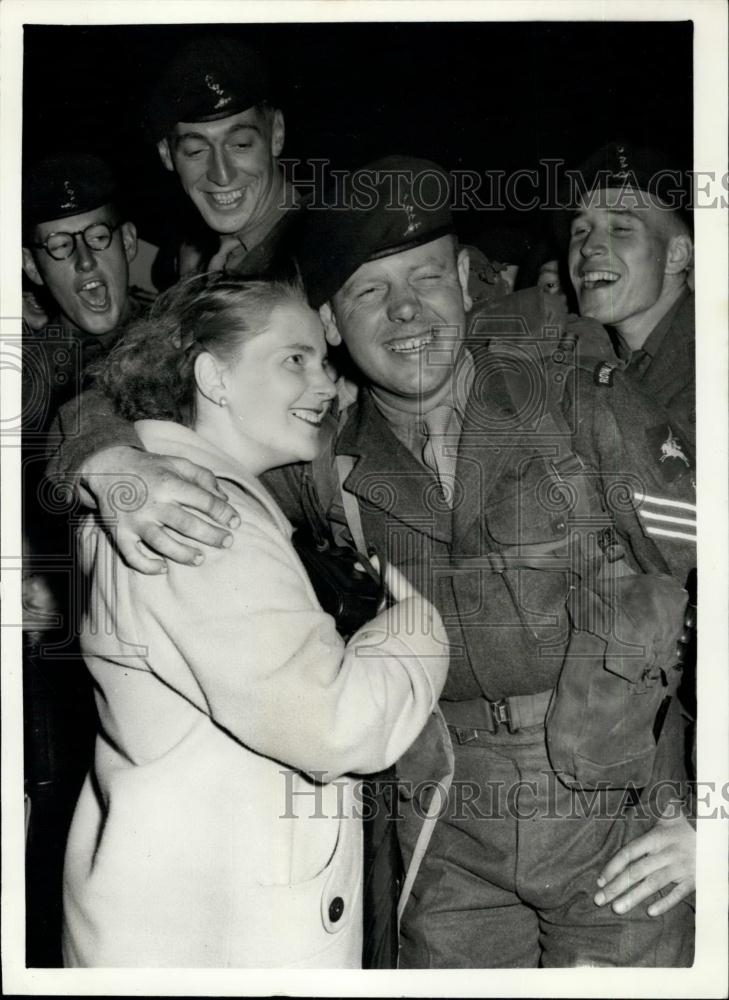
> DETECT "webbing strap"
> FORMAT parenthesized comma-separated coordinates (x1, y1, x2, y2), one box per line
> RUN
(451, 536, 573, 574)
(335, 455, 368, 555)
(396, 718, 454, 929)
(396, 782, 448, 926)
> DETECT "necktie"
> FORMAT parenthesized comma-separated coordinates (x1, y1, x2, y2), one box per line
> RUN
(627, 348, 651, 379)
(208, 234, 244, 272)
(422, 404, 460, 504)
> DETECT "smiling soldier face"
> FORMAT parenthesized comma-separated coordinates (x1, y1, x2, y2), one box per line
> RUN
(567, 188, 690, 343)
(321, 236, 472, 406)
(158, 106, 285, 238)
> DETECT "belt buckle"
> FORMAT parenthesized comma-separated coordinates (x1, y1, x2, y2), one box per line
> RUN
(490, 698, 514, 733)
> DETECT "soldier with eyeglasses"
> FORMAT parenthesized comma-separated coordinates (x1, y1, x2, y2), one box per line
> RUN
(22, 153, 142, 398)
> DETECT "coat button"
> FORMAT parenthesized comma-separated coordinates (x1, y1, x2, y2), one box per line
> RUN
(328, 896, 345, 922)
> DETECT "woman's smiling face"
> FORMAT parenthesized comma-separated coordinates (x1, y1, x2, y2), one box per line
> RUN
(216, 302, 337, 473)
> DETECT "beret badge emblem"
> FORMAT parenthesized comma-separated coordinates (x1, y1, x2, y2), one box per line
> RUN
(60, 179, 77, 211)
(205, 73, 233, 111)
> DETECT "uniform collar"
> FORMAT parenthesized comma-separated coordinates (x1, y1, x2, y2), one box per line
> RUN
(615, 284, 691, 361)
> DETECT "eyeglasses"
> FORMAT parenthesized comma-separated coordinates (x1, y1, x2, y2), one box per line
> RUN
(31, 221, 122, 261)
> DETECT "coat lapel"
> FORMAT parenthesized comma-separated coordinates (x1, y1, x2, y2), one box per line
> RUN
(336, 389, 452, 544)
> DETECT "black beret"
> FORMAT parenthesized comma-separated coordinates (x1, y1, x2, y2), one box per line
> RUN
(554, 140, 691, 246)
(574, 140, 689, 204)
(146, 35, 274, 141)
(296, 155, 455, 308)
(23, 153, 118, 240)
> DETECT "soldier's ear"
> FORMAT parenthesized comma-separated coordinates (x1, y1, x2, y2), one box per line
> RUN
(22, 247, 44, 288)
(665, 233, 693, 276)
(319, 302, 342, 347)
(456, 246, 473, 312)
(157, 138, 175, 173)
(270, 110, 285, 159)
(121, 222, 138, 264)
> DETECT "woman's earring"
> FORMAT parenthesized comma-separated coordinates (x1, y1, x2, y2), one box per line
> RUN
(219, 397, 227, 407)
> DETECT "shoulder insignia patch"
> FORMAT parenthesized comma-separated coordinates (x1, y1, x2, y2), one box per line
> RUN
(646, 423, 694, 483)
(593, 361, 617, 387)
(659, 426, 690, 467)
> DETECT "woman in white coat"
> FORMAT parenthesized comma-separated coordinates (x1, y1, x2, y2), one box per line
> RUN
(62, 275, 449, 968)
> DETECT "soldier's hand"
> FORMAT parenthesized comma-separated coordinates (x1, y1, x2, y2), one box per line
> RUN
(79, 446, 240, 574)
(593, 805, 695, 916)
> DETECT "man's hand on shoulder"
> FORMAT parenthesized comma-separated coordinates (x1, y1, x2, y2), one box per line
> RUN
(80, 446, 240, 573)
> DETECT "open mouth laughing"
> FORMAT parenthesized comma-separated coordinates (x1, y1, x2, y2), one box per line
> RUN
(579, 269, 620, 290)
(77, 278, 110, 311)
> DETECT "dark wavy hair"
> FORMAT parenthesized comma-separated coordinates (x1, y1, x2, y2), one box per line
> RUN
(98, 272, 309, 426)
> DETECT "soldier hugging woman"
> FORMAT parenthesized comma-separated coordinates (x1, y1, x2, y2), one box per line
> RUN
(61, 273, 449, 968)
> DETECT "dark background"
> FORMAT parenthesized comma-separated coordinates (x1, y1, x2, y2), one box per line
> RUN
(23, 20, 693, 246)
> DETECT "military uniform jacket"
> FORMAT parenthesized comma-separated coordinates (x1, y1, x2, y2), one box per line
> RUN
(615, 288, 695, 447)
(331, 348, 695, 701)
(326, 308, 696, 817)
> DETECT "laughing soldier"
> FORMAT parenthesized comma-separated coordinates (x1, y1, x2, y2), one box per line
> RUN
(22, 153, 141, 429)
(565, 141, 695, 448)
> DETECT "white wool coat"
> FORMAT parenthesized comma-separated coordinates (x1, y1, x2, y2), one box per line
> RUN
(62, 420, 449, 969)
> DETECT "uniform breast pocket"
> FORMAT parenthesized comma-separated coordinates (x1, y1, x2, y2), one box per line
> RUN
(483, 476, 570, 548)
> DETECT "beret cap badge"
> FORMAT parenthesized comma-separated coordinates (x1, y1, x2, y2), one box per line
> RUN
(204, 74, 233, 112)
(145, 35, 275, 140)
(60, 179, 78, 212)
(403, 198, 421, 237)
(296, 155, 455, 309)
